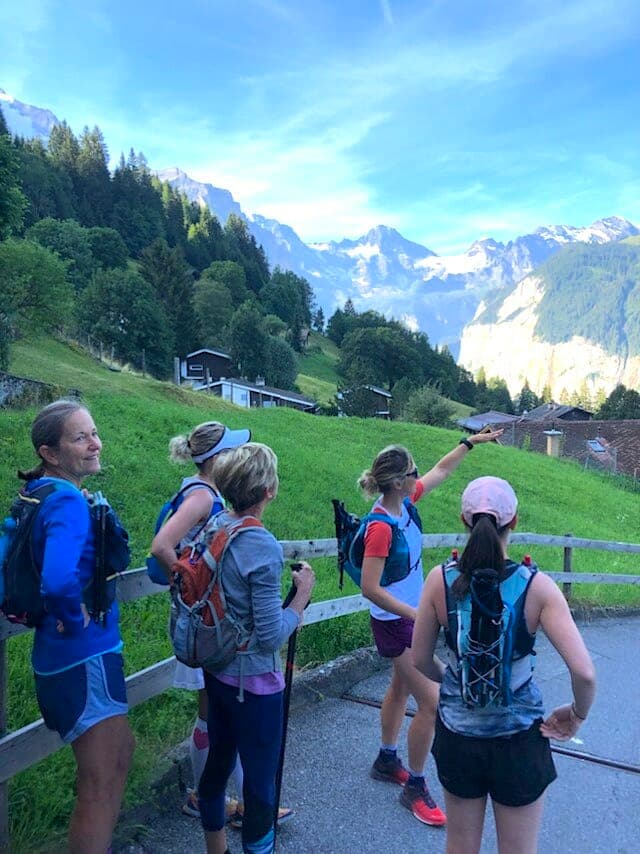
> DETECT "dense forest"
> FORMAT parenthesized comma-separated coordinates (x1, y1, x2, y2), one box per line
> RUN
(0, 107, 635, 421)
(534, 241, 640, 356)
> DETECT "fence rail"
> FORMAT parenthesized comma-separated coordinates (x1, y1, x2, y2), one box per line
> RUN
(1, 532, 639, 846)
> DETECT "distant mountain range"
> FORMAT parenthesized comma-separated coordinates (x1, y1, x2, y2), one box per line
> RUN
(3, 88, 639, 368)
(156, 169, 640, 359)
(459, 239, 640, 398)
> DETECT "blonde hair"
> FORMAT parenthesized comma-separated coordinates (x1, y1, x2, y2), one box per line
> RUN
(213, 443, 278, 512)
(168, 422, 226, 471)
(358, 444, 412, 498)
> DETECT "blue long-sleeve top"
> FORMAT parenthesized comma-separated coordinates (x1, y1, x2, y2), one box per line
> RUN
(28, 477, 122, 675)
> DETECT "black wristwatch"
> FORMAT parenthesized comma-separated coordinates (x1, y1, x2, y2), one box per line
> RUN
(459, 438, 474, 451)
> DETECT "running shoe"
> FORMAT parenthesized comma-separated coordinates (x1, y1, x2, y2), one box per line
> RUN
(370, 753, 410, 786)
(399, 781, 446, 826)
(181, 788, 200, 818)
(228, 806, 294, 830)
(181, 791, 239, 821)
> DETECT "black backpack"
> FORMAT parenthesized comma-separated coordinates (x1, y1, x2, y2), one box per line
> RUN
(0, 484, 130, 628)
(0, 482, 60, 627)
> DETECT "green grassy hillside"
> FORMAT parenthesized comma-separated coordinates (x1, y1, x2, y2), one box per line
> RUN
(3, 335, 640, 850)
(296, 332, 341, 404)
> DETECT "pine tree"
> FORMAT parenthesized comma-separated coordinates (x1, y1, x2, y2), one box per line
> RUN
(76, 126, 112, 226)
(0, 115, 27, 238)
(139, 239, 196, 357)
(186, 206, 225, 270)
(224, 214, 269, 293)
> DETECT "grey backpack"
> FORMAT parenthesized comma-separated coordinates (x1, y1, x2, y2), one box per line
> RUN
(169, 515, 261, 672)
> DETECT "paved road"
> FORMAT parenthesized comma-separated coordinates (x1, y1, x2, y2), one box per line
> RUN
(130, 616, 640, 853)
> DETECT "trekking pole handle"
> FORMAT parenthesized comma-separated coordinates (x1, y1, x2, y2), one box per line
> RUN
(282, 562, 311, 610)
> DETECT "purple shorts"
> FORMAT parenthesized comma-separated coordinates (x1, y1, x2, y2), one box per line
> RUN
(370, 615, 414, 658)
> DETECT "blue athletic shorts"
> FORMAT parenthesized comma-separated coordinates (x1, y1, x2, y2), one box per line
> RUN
(34, 652, 128, 744)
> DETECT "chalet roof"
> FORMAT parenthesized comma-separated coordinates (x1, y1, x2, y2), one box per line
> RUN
(338, 384, 391, 399)
(185, 348, 232, 360)
(522, 402, 593, 421)
(195, 377, 317, 408)
(500, 419, 640, 477)
(457, 410, 521, 431)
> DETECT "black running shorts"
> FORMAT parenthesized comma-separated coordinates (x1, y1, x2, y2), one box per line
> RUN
(431, 712, 557, 807)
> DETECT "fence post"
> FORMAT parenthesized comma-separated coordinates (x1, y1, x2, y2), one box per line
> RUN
(0, 638, 9, 852)
(563, 533, 573, 601)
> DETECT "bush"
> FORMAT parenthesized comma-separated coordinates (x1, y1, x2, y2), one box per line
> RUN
(404, 385, 455, 427)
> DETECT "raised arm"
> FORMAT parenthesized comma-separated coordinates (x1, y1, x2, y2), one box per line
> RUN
(418, 430, 503, 497)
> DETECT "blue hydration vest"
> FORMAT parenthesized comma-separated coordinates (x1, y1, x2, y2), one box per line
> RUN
(442, 558, 537, 708)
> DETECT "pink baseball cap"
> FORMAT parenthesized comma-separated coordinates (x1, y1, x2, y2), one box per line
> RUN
(461, 476, 518, 527)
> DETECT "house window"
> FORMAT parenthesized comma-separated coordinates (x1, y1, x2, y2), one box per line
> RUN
(190, 363, 203, 374)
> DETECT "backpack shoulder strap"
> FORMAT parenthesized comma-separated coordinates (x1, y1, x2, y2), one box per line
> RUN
(441, 559, 464, 655)
(204, 516, 264, 568)
(361, 510, 399, 530)
(173, 480, 219, 508)
(19, 480, 60, 507)
(403, 497, 423, 532)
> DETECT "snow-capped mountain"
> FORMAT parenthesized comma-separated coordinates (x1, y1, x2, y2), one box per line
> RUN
(155, 167, 242, 226)
(158, 165, 638, 354)
(3, 88, 639, 357)
(0, 89, 59, 139)
(458, 237, 640, 398)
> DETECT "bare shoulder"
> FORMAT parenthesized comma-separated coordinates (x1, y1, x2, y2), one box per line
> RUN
(424, 563, 444, 592)
(423, 563, 447, 624)
(530, 568, 557, 592)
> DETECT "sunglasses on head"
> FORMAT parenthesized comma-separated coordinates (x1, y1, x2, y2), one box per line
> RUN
(404, 467, 418, 479)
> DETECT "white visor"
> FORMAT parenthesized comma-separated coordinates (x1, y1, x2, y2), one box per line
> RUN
(191, 427, 251, 464)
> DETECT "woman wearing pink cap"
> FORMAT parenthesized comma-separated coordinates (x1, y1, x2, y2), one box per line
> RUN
(413, 476, 596, 854)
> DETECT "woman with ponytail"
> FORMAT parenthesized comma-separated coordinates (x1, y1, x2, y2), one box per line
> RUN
(150, 422, 250, 819)
(19, 400, 134, 854)
(413, 476, 596, 854)
(358, 431, 501, 828)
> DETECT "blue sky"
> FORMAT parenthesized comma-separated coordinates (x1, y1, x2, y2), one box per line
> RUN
(2, 0, 640, 253)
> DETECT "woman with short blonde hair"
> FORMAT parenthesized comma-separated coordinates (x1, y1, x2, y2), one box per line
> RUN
(198, 442, 316, 854)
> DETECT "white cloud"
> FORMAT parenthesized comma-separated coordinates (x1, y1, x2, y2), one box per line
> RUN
(380, 0, 393, 25)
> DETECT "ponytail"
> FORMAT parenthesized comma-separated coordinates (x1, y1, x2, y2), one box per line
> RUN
(452, 513, 508, 599)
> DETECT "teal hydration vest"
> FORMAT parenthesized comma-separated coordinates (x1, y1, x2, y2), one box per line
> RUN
(442, 558, 537, 708)
(332, 497, 422, 589)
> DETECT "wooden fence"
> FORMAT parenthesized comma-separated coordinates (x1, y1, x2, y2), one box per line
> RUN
(1, 531, 639, 850)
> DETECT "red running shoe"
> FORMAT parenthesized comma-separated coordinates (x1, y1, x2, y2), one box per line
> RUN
(369, 753, 410, 786)
(399, 781, 447, 826)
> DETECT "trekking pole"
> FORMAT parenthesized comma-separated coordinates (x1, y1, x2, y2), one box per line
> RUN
(91, 493, 108, 626)
(331, 499, 345, 589)
(273, 565, 310, 845)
